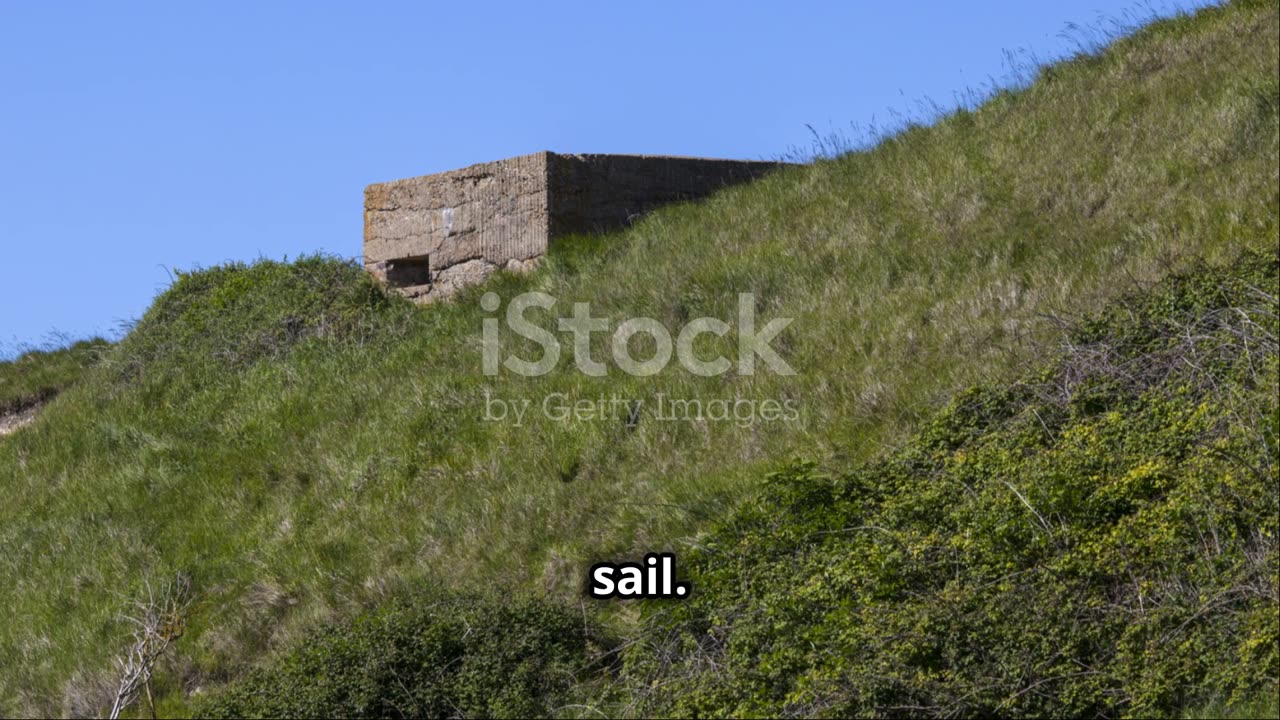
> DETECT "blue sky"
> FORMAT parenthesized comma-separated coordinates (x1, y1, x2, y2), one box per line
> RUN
(0, 1, 1209, 355)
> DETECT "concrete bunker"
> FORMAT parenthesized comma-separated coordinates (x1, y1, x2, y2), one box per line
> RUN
(363, 151, 785, 301)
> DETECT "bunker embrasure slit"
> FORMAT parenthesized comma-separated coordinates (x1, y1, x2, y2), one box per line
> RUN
(384, 255, 432, 289)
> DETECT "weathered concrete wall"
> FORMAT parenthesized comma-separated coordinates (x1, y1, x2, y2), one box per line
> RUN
(364, 153, 550, 300)
(364, 151, 784, 301)
(547, 154, 783, 238)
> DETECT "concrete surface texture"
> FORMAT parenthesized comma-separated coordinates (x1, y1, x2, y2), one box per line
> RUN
(363, 151, 784, 301)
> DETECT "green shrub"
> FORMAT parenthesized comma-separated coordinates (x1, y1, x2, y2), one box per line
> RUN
(624, 251, 1280, 718)
(196, 593, 612, 719)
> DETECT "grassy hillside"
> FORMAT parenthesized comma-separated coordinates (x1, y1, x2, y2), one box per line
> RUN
(0, 339, 108, 417)
(195, 248, 1279, 719)
(621, 250, 1278, 718)
(0, 0, 1276, 715)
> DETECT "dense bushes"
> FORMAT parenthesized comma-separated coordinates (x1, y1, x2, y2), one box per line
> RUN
(622, 251, 1280, 717)
(196, 594, 612, 719)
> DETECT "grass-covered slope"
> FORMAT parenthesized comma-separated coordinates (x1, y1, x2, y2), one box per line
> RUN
(0, 339, 108, 417)
(623, 250, 1279, 718)
(0, 1, 1277, 714)
(192, 249, 1279, 719)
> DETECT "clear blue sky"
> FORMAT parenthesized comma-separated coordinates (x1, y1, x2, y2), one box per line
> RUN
(0, 1, 1209, 355)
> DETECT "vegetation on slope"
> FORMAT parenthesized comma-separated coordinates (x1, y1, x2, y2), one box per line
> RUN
(622, 250, 1279, 718)
(197, 594, 609, 719)
(191, 250, 1278, 719)
(0, 339, 108, 417)
(114, 255, 410, 377)
(0, 1, 1275, 715)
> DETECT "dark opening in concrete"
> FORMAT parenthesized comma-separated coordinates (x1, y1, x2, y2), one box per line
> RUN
(385, 256, 432, 288)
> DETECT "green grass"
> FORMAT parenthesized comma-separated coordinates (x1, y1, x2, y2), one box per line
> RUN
(1184, 692, 1280, 719)
(0, 339, 109, 417)
(200, 248, 1280, 719)
(0, 0, 1276, 715)
(618, 251, 1279, 717)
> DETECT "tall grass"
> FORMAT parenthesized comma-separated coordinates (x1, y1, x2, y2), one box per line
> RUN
(0, 1, 1276, 714)
(0, 339, 108, 416)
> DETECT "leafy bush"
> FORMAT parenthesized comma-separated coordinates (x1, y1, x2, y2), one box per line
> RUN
(623, 251, 1280, 718)
(196, 594, 612, 719)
